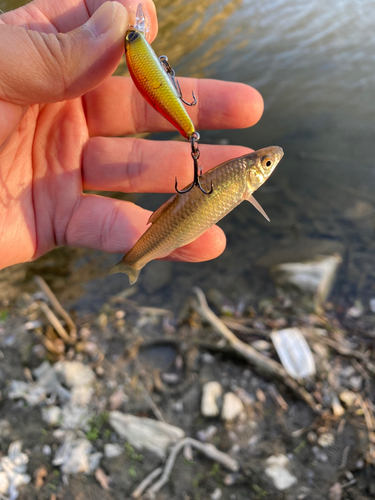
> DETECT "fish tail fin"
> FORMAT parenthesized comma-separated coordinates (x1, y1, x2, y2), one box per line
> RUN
(109, 260, 140, 285)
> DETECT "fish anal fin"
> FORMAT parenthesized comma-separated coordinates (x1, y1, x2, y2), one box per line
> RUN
(147, 196, 175, 225)
(246, 194, 270, 222)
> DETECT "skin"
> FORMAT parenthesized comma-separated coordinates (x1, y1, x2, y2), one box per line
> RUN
(0, 0, 264, 271)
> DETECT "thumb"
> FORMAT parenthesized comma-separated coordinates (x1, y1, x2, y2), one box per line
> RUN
(0, 2, 129, 106)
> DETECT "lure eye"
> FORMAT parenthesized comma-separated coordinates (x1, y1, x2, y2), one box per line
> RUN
(126, 30, 140, 42)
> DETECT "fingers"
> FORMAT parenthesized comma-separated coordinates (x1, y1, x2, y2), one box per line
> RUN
(83, 138, 251, 192)
(84, 77, 264, 137)
(0, 2, 128, 106)
(0, 0, 158, 41)
(65, 194, 226, 262)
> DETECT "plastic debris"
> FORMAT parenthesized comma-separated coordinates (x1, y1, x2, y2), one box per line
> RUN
(271, 328, 316, 379)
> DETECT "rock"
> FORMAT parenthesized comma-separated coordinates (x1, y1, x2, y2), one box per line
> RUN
(370, 298, 375, 313)
(109, 412, 185, 459)
(104, 444, 124, 459)
(265, 454, 297, 491)
(196, 425, 218, 442)
(329, 482, 342, 500)
(221, 392, 244, 421)
(109, 388, 128, 411)
(339, 390, 356, 408)
(201, 382, 222, 417)
(318, 433, 334, 447)
(346, 300, 364, 318)
(53, 432, 102, 475)
(211, 488, 222, 500)
(0, 441, 31, 500)
(251, 340, 272, 351)
(271, 253, 342, 308)
(42, 406, 62, 426)
(0, 471, 9, 495)
(331, 394, 345, 417)
(271, 328, 315, 379)
(42, 445, 52, 456)
(54, 361, 95, 388)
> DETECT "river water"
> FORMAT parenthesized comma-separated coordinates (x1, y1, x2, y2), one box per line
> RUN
(1, 0, 375, 312)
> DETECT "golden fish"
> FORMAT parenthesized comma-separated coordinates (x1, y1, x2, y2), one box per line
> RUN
(125, 4, 196, 140)
(111, 146, 283, 284)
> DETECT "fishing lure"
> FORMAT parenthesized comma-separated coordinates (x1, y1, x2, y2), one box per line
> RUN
(125, 3, 211, 194)
(111, 146, 284, 284)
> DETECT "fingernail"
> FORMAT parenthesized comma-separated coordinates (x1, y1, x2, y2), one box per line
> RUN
(84, 2, 116, 37)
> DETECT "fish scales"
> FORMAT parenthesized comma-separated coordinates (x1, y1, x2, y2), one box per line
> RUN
(125, 30, 195, 139)
(111, 146, 284, 285)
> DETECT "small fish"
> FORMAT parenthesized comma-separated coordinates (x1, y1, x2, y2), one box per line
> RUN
(125, 3, 196, 140)
(111, 146, 284, 284)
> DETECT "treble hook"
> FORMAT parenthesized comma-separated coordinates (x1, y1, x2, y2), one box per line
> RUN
(175, 133, 214, 195)
(159, 55, 197, 106)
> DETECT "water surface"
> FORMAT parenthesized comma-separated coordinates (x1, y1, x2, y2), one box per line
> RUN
(1, 0, 374, 311)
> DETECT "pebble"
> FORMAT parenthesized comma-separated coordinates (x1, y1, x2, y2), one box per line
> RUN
(370, 298, 375, 314)
(329, 482, 342, 500)
(346, 300, 364, 318)
(42, 406, 62, 426)
(318, 433, 334, 448)
(211, 488, 222, 500)
(265, 454, 297, 490)
(109, 388, 129, 411)
(42, 445, 52, 456)
(251, 340, 272, 351)
(221, 392, 244, 421)
(109, 411, 185, 459)
(348, 375, 362, 391)
(54, 361, 95, 388)
(196, 425, 217, 442)
(331, 394, 345, 417)
(201, 382, 222, 417)
(339, 390, 357, 408)
(104, 444, 123, 459)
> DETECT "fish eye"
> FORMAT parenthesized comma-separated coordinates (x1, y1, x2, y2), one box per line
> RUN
(126, 30, 139, 42)
(261, 156, 273, 168)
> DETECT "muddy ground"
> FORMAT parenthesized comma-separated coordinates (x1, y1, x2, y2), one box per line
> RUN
(1, 274, 375, 500)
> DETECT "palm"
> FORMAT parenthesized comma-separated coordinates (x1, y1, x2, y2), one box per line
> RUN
(0, 0, 263, 270)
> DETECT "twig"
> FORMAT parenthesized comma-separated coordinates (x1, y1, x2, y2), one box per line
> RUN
(193, 288, 320, 413)
(38, 301, 71, 344)
(139, 380, 166, 423)
(132, 468, 163, 499)
(141, 437, 239, 499)
(34, 275, 77, 342)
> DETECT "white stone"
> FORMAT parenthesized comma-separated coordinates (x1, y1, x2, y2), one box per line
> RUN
(211, 487, 222, 500)
(0, 471, 9, 494)
(271, 328, 315, 379)
(265, 454, 297, 490)
(318, 433, 334, 448)
(109, 412, 185, 459)
(370, 298, 375, 313)
(53, 432, 101, 475)
(104, 444, 124, 459)
(272, 254, 342, 307)
(42, 445, 52, 456)
(221, 392, 244, 421)
(201, 382, 222, 417)
(54, 361, 95, 388)
(42, 406, 62, 426)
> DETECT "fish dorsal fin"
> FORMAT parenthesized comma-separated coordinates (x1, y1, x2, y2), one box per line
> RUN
(246, 194, 270, 222)
(147, 196, 175, 225)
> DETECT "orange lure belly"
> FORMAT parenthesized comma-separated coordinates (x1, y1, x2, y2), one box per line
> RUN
(125, 29, 195, 139)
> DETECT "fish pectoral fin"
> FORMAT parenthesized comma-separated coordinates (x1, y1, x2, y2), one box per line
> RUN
(147, 196, 176, 224)
(246, 194, 270, 222)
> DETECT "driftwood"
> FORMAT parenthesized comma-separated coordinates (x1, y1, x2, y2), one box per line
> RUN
(193, 287, 320, 413)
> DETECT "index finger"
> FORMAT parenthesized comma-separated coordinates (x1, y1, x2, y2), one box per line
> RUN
(85, 77, 264, 137)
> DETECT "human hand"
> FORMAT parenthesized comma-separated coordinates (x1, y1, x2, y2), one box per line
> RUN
(0, 0, 263, 271)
